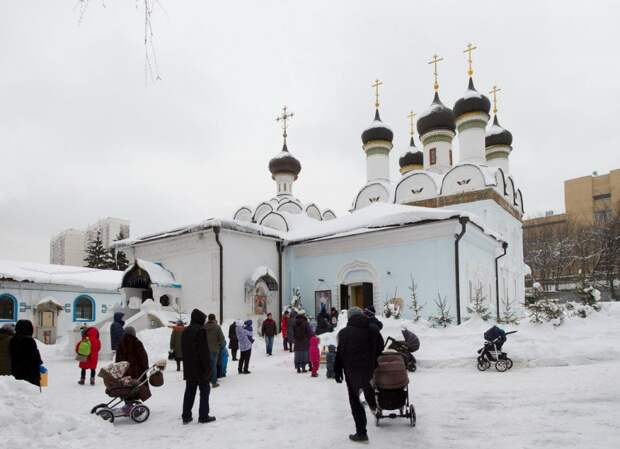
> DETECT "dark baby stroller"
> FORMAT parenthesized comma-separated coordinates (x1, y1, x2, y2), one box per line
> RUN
(372, 352, 416, 427)
(477, 326, 517, 372)
(91, 360, 166, 423)
(385, 328, 419, 372)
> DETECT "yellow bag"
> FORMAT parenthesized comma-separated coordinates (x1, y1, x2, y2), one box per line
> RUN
(40, 372, 48, 387)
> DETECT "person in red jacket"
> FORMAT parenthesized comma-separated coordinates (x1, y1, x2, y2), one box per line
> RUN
(309, 335, 321, 378)
(281, 310, 289, 351)
(75, 326, 101, 385)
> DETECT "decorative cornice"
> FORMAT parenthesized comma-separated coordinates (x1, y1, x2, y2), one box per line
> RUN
(457, 119, 488, 132)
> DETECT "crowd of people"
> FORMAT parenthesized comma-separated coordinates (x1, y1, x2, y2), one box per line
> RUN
(0, 303, 391, 443)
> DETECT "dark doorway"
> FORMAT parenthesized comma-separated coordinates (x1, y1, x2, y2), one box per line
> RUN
(340, 284, 349, 310)
(362, 282, 374, 309)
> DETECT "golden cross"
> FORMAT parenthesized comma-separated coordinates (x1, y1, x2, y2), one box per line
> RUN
(276, 105, 294, 144)
(463, 43, 477, 77)
(428, 54, 444, 91)
(489, 85, 501, 114)
(372, 79, 383, 109)
(407, 111, 416, 137)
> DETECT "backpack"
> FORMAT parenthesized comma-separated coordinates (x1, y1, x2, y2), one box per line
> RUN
(77, 338, 92, 357)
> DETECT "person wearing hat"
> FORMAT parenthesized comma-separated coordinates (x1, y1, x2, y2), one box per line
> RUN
(181, 309, 216, 424)
(170, 319, 185, 372)
(115, 326, 151, 401)
(205, 314, 225, 388)
(10, 320, 44, 387)
(334, 307, 384, 443)
(293, 310, 312, 373)
(0, 324, 15, 376)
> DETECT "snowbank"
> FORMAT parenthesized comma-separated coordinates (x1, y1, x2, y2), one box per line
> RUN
(0, 377, 115, 449)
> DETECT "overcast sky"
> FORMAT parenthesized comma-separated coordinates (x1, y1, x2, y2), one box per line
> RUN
(1, 0, 619, 263)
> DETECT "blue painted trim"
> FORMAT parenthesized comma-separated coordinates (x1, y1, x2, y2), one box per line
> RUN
(73, 295, 96, 322)
(0, 293, 18, 322)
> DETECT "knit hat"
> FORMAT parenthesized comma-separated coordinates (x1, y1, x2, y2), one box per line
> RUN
(347, 307, 363, 319)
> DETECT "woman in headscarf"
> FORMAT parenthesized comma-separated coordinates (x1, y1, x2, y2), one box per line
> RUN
(115, 326, 151, 401)
(10, 320, 43, 387)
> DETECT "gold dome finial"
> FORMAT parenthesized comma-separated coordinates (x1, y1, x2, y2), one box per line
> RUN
(489, 85, 501, 114)
(371, 78, 383, 109)
(276, 105, 294, 145)
(463, 43, 477, 77)
(428, 54, 444, 91)
(407, 111, 416, 137)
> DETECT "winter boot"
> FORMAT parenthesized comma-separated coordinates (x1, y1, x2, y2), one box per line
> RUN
(297, 367, 301, 373)
(349, 433, 369, 443)
(199, 416, 216, 424)
(78, 378, 85, 385)
(90, 377, 95, 386)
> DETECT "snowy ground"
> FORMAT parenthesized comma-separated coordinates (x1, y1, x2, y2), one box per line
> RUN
(3, 305, 620, 449)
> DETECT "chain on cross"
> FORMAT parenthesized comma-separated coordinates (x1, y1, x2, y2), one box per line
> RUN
(428, 54, 444, 91)
(276, 106, 295, 144)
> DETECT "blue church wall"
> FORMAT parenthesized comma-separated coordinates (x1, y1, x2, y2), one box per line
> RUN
(283, 227, 458, 320)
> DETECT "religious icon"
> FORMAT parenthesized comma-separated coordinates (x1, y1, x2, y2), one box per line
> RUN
(314, 290, 332, 316)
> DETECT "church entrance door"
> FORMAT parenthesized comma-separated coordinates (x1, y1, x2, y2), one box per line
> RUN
(343, 282, 373, 310)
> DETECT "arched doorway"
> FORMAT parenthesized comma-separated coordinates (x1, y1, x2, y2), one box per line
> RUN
(336, 260, 379, 310)
(0, 294, 17, 322)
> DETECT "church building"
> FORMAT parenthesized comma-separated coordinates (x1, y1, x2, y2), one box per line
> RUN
(116, 47, 527, 326)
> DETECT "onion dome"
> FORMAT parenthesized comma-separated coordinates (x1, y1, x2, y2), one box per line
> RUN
(485, 115, 513, 147)
(417, 92, 456, 136)
(399, 137, 423, 168)
(453, 78, 491, 118)
(268, 143, 302, 179)
(361, 109, 394, 145)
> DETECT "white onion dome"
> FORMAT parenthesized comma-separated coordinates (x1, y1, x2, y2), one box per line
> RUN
(361, 109, 394, 145)
(417, 92, 456, 136)
(453, 77, 491, 118)
(485, 115, 513, 147)
(268, 143, 302, 179)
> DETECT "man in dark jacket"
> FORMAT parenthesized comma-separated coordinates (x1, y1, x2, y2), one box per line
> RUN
(228, 321, 239, 361)
(205, 314, 225, 388)
(110, 312, 125, 354)
(260, 313, 277, 356)
(334, 307, 384, 443)
(181, 309, 215, 425)
(10, 320, 43, 387)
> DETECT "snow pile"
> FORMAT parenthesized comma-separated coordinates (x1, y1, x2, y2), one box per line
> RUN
(0, 377, 115, 449)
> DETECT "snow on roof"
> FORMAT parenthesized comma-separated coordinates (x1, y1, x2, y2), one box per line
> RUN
(251, 266, 278, 283)
(129, 259, 181, 288)
(362, 119, 393, 133)
(35, 297, 64, 309)
(486, 123, 506, 137)
(462, 88, 485, 100)
(0, 259, 122, 291)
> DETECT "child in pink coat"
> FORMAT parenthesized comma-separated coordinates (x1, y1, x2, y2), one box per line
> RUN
(309, 335, 321, 378)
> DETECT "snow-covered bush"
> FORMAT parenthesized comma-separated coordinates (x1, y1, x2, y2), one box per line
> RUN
(383, 298, 402, 319)
(466, 285, 491, 321)
(408, 276, 424, 322)
(527, 298, 565, 326)
(428, 293, 453, 328)
(499, 296, 519, 325)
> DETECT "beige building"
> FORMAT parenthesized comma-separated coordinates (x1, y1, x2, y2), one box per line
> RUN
(49, 229, 87, 266)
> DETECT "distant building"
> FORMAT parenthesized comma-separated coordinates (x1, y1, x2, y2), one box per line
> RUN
(49, 229, 86, 267)
(50, 218, 130, 267)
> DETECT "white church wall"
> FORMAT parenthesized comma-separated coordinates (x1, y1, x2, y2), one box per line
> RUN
(220, 230, 280, 321)
(353, 182, 391, 210)
(394, 172, 439, 204)
(441, 164, 487, 195)
(284, 221, 459, 320)
(0, 281, 121, 340)
(128, 231, 220, 317)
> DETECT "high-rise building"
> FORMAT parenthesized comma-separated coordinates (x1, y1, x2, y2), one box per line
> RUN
(49, 218, 130, 266)
(49, 229, 87, 266)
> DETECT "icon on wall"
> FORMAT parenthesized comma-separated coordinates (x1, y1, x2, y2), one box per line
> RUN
(314, 290, 332, 315)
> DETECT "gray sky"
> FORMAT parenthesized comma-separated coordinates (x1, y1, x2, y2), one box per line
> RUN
(1, 0, 619, 263)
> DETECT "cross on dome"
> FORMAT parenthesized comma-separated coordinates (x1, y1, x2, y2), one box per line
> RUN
(276, 106, 295, 145)
(428, 54, 443, 91)
(463, 43, 478, 77)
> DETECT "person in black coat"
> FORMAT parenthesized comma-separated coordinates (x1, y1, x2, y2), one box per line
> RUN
(293, 312, 312, 372)
(181, 309, 215, 425)
(9, 320, 43, 387)
(110, 312, 125, 353)
(334, 307, 384, 443)
(228, 321, 239, 361)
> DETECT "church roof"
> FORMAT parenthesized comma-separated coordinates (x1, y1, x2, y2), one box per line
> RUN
(453, 78, 491, 118)
(486, 115, 513, 147)
(417, 92, 456, 136)
(268, 144, 302, 179)
(361, 110, 394, 144)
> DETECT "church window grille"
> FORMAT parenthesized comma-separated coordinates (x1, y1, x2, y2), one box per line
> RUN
(0, 294, 17, 321)
(430, 148, 437, 165)
(73, 295, 95, 322)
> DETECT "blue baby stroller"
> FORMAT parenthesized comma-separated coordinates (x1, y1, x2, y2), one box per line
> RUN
(477, 326, 517, 372)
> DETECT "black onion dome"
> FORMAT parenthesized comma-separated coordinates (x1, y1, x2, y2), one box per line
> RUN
(453, 78, 491, 118)
(399, 150, 423, 168)
(361, 109, 394, 145)
(417, 92, 456, 136)
(268, 143, 302, 178)
(485, 115, 513, 147)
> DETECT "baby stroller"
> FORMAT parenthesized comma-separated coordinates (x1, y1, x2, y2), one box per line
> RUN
(91, 360, 166, 424)
(372, 352, 416, 427)
(385, 328, 419, 372)
(477, 326, 517, 372)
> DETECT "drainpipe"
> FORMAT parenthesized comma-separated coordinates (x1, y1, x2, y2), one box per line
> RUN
(495, 241, 509, 321)
(277, 241, 283, 329)
(214, 227, 224, 323)
(454, 217, 469, 325)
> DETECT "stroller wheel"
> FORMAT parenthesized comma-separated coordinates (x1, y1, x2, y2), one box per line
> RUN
(495, 360, 508, 372)
(407, 362, 417, 372)
(409, 405, 416, 427)
(506, 358, 514, 370)
(90, 403, 107, 414)
(130, 404, 150, 423)
(96, 408, 115, 423)
(477, 359, 490, 371)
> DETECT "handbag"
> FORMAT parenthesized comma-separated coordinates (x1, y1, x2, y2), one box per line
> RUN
(75, 354, 88, 363)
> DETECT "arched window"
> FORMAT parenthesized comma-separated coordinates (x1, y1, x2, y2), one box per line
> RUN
(159, 295, 171, 307)
(73, 295, 95, 322)
(0, 294, 17, 322)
